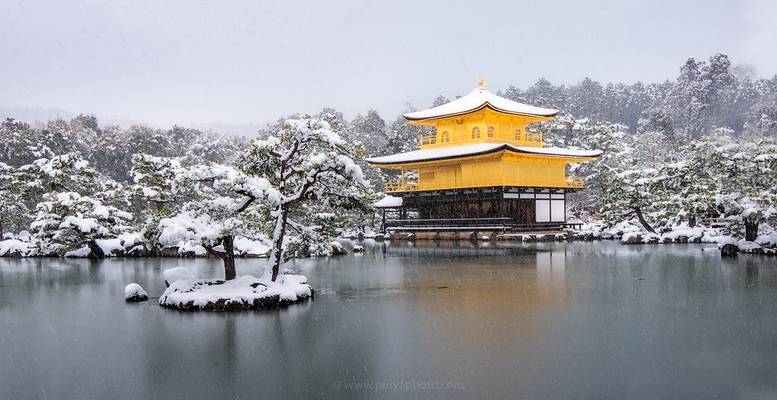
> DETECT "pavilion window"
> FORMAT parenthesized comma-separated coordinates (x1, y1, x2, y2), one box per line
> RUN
(514, 128, 522, 141)
(527, 132, 533, 142)
(441, 131, 450, 143)
(472, 127, 481, 139)
(487, 126, 495, 138)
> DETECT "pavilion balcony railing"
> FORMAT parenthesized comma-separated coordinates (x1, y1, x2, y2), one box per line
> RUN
(385, 181, 418, 193)
(384, 176, 586, 193)
(565, 176, 585, 188)
(418, 131, 544, 149)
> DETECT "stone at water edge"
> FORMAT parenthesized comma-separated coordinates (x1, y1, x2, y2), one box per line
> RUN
(622, 234, 644, 244)
(124, 283, 149, 302)
(721, 243, 739, 257)
(352, 245, 365, 253)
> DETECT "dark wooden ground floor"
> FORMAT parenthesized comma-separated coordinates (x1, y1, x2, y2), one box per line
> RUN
(379, 186, 578, 233)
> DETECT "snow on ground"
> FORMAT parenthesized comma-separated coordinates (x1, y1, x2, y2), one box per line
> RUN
(164, 267, 198, 286)
(755, 231, 777, 248)
(0, 239, 36, 257)
(124, 283, 148, 302)
(64, 246, 91, 257)
(159, 274, 313, 311)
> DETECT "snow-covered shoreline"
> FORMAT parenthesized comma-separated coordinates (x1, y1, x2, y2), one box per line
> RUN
(0, 233, 275, 258)
(570, 220, 777, 255)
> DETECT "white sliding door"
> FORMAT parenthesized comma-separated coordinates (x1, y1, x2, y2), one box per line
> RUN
(551, 200, 565, 222)
(535, 200, 550, 222)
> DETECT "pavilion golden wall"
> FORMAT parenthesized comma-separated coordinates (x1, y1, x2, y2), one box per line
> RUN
(421, 110, 546, 148)
(415, 153, 571, 191)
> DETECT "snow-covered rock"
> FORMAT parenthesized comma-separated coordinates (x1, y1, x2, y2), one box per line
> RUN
(163, 267, 198, 287)
(0, 239, 35, 257)
(330, 241, 347, 255)
(124, 283, 149, 302)
(352, 245, 365, 253)
(621, 231, 644, 244)
(720, 243, 739, 257)
(717, 236, 776, 256)
(64, 246, 91, 258)
(159, 274, 313, 311)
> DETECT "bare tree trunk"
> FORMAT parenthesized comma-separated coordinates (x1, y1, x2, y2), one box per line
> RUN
(203, 236, 237, 281)
(222, 235, 236, 281)
(87, 240, 106, 259)
(744, 216, 759, 242)
(688, 215, 697, 227)
(633, 206, 656, 234)
(270, 206, 289, 282)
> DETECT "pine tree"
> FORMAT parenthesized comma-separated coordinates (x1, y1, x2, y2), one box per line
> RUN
(30, 192, 132, 257)
(667, 58, 706, 137)
(238, 116, 369, 281)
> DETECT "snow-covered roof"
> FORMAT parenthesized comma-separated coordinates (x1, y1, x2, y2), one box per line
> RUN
(403, 85, 559, 121)
(374, 195, 403, 208)
(366, 143, 602, 165)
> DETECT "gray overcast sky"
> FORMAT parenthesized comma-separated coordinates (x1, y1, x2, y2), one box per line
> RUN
(1, 0, 776, 127)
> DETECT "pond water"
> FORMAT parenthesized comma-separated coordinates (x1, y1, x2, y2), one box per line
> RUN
(1, 241, 777, 399)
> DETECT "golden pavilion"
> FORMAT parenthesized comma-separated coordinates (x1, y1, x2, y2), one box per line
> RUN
(367, 80, 602, 233)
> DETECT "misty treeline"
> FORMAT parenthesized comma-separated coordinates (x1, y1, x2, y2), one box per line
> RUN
(1, 52, 776, 255)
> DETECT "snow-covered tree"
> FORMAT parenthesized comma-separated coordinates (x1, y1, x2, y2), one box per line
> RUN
(431, 95, 450, 107)
(239, 116, 368, 281)
(15, 153, 99, 197)
(570, 78, 605, 120)
(0, 118, 40, 166)
(600, 168, 658, 233)
(156, 163, 278, 280)
(30, 192, 132, 257)
(700, 53, 737, 130)
(0, 163, 28, 238)
(667, 58, 707, 137)
(386, 115, 419, 154)
(348, 110, 388, 157)
(745, 93, 777, 135)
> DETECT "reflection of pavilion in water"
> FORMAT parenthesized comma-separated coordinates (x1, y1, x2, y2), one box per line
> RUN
(381, 241, 567, 297)
(381, 239, 567, 261)
(394, 245, 570, 362)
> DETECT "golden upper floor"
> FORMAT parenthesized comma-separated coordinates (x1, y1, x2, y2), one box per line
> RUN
(404, 80, 558, 149)
(416, 108, 549, 148)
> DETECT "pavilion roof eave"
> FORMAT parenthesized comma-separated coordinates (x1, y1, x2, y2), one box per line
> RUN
(402, 85, 560, 122)
(366, 144, 603, 168)
(403, 103, 558, 124)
